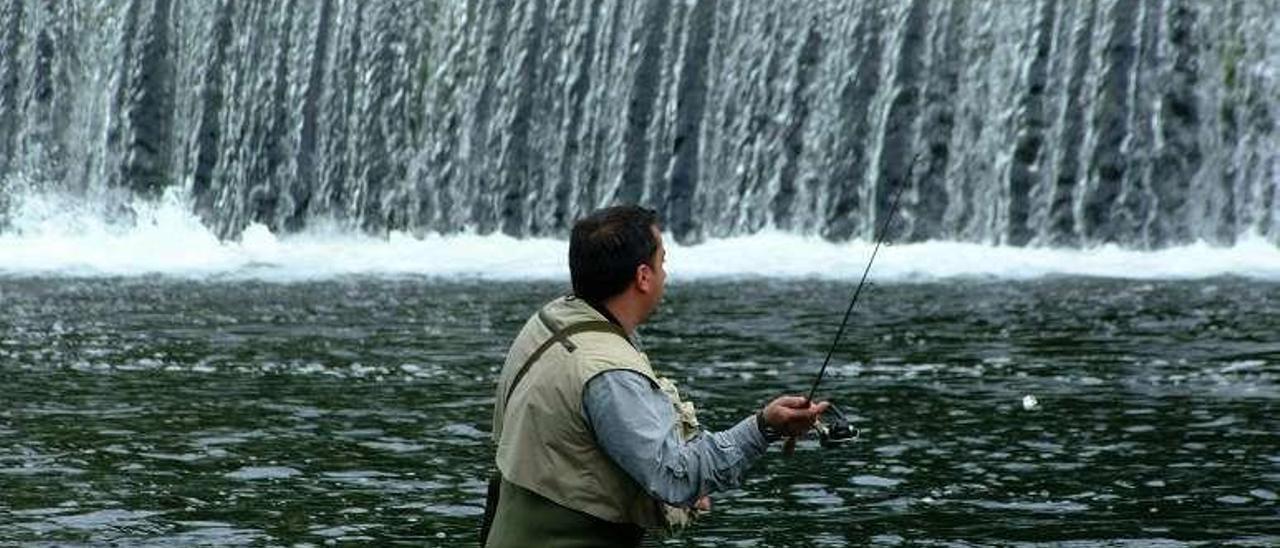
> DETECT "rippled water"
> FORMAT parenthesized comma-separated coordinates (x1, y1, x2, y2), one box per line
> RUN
(1, 277, 1277, 546)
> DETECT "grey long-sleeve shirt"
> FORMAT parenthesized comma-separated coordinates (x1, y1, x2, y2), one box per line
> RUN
(582, 370, 770, 507)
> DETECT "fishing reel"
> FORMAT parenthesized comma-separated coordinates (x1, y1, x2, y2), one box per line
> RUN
(815, 403, 859, 448)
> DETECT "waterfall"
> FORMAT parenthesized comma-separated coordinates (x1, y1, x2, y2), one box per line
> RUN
(0, 0, 1277, 248)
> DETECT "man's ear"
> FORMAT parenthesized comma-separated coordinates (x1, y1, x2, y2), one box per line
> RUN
(636, 263, 653, 294)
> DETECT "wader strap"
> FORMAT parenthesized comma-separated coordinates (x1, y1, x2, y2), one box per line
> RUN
(504, 318, 628, 406)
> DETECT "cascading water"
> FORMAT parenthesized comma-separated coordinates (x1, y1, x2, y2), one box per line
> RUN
(0, 0, 1277, 248)
(4, 6, 1280, 545)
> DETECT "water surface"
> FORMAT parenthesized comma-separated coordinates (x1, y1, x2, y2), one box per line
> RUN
(1, 277, 1277, 546)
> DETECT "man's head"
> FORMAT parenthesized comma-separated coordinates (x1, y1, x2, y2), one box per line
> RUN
(569, 206, 666, 321)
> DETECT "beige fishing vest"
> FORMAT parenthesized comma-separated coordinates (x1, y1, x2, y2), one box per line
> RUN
(493, 296, 699, 530)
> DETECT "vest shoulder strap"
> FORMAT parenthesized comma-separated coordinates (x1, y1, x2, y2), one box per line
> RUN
(504, 317, 628, 406)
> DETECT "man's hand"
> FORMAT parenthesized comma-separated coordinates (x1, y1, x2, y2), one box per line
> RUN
(762, 395, 830, 437)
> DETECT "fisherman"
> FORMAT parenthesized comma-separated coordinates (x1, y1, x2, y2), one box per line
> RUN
(482, 205, 830, 547)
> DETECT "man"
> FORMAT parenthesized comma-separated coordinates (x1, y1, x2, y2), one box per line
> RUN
(484, 206, 829, 547)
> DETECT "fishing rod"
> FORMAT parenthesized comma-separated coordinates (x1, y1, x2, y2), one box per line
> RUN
(787, 172, 911, 451)
(808, 181, 907, 402)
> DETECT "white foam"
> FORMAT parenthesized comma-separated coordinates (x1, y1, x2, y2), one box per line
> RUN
(684, 231, 1280, 281)
(2, 189, 1279, 282)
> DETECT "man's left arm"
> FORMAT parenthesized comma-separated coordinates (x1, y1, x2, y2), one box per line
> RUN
(582, 370, 770, 508)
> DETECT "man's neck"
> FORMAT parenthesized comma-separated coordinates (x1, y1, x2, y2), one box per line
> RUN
(582, 298, 622, 327)
(599, 296, 642, 336)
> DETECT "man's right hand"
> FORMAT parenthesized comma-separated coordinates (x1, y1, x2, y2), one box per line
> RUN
(761, 395, 830, 437)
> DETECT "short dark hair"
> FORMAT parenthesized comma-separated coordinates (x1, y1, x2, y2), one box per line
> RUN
(570, 206, 661, 303)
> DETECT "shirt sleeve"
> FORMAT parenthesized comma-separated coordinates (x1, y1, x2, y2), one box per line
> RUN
(582, 369, 770, 507)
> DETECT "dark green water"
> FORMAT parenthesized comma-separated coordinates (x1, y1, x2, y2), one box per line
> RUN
(1, 277, 1277, 546)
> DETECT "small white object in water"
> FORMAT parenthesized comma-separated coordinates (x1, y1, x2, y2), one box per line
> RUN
(1022, 395, 1039, 410)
